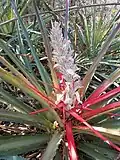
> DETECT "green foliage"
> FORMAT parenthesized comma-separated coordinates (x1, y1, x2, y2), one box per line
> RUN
(0, 156, 26, 160)
(0, 134, 50, 156)
(0, 0, 120, 159)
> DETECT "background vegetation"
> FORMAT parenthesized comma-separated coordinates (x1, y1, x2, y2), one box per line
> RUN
(0, 0, 120, 160)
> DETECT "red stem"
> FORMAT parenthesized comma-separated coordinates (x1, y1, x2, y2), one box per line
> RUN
(82, 101, 120, 120)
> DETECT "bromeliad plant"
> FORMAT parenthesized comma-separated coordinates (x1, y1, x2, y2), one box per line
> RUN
(0, 0, 120, 159)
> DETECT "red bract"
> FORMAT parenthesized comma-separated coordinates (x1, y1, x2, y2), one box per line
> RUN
(85, 62, 120, 103)
(26, 19, 120, 158)
(29, 101, 65, 115)
(69, 111, 120, 152)
(28, 81, 120, 155)
(56, 72, 66, 91)
(82, 101, 120, 120)
(82, 86, 120, 108)
(0, 1, 120, 159)
(66, 121, 78, 160)
(27, 84, 57, 107)
(86, 80, 112, 101)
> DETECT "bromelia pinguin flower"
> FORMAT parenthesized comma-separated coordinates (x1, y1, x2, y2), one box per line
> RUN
(50, 21, 82, 110)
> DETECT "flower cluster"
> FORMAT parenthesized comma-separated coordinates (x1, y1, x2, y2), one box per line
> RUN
(50, 21, 82, 110)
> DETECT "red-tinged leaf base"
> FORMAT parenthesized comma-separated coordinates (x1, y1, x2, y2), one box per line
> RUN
(66, 121, 78, 160)
(82, 101, 120, 120)
(82, 86, 120, 108)
(69, 110, 120, 152)
(28, 76, 120, 156)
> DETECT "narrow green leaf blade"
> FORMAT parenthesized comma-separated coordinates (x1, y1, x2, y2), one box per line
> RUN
(0, 156, 26, 160)
(86, 68, 120, 101)
(33, 1, 59, 89)
(0, 109, 42, 126)
(11, 1, 52, 95)
(42, 131, 63, 160)
(0, 134, 50, 156)
(0, 87, 34, 113)
(82, 23, 120, 97)
(78, 144, 110, 160)
(0, 39, 44, 93)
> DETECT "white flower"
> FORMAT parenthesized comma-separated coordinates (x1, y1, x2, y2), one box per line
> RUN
(50, 21, 82, 110)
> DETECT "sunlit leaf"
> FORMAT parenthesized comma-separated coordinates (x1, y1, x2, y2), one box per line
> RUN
(42, 131, 63, 160)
